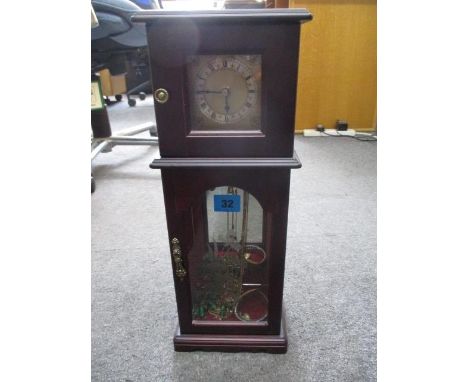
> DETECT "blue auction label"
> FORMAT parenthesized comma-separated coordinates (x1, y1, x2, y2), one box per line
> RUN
(214, 194, 241, 212)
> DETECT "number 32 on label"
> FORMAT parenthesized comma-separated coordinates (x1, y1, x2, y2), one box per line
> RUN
(214, 195, 241, 212)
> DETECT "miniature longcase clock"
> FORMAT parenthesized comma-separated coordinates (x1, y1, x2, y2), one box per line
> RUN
(133, 8, 312, 353)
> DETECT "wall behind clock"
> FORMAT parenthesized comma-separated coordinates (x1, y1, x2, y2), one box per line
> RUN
(290, 0, 377, 132)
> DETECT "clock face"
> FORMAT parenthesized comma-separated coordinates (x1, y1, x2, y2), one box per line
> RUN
(187, 54, 262, 131)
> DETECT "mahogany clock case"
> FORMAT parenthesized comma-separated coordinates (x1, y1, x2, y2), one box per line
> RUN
(132, 9, 312, 158)
(133, 9, 312, 353)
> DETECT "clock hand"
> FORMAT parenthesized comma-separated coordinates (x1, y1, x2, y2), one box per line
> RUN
(224, 94, 230, 113)
(223, 87, 231, 114)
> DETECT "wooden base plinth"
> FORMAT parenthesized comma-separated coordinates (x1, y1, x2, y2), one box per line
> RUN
(173, 310, 288, 353)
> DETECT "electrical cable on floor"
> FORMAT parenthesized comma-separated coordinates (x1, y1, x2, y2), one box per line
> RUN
(322, 131, 377, 142)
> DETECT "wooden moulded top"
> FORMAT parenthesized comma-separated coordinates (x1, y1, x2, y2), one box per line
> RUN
(131, 8, 312, 24)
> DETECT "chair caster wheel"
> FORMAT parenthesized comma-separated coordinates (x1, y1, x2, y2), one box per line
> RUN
(128, 98, 136, 107)
(115, 94, 123, 101)
(149, 127, 158, 137)
(138, 92, 146, 100)
(91, 177, 96, 193)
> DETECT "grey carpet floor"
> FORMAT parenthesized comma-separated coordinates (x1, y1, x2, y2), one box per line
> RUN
(92, 97, 377, 382)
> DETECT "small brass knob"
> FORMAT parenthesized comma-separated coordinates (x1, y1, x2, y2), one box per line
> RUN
(155, 88, 169, 104)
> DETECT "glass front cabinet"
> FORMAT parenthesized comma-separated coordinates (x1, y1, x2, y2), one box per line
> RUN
(133, 9, 312, 353)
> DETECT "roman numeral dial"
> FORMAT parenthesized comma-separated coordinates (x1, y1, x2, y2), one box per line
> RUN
(193, 56, 260, 126)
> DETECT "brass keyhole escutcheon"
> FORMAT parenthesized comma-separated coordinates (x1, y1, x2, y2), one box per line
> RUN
(154, 88, 169, 104)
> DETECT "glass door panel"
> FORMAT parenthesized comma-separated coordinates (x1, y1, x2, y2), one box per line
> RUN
(189, 186, 269, 323)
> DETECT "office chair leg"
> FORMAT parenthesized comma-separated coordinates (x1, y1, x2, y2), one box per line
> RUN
(91, 140, 112, 161)
(91, 96, 158, 193)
